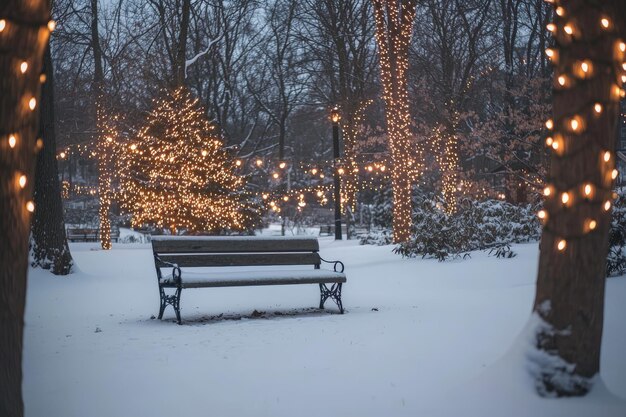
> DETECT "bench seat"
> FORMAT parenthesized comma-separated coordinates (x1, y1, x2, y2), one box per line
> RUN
(161, 268, 347, 288)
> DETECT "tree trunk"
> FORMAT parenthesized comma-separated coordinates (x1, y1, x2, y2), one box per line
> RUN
(174, 0, 191, 87)
(372, 0, 418, 243)
(31, 44, 73, 274)
(0, 2, 51, 415)
(530, 0, 626, 396)
(91, 0, 114, 250)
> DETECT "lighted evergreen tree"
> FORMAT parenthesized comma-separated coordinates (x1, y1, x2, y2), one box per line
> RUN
(120, 87, 257, 234)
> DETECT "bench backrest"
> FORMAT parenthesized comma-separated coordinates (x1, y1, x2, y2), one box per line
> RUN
(152, 236, 321, 268)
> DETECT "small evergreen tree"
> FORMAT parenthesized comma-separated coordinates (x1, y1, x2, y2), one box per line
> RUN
(120, 87, 258, 234)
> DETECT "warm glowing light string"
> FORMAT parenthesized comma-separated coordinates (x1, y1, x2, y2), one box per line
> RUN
(0, 17, 54, 216)
(539, 0, 625, 252)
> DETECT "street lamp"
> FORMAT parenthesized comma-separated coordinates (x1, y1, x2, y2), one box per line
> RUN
(330, 106, 342, 240)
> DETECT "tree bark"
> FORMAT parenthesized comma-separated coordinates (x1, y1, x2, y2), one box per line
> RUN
(0, 2, 51, 415)
(31, 44, 73, 275)
(531, 0, 626, 396)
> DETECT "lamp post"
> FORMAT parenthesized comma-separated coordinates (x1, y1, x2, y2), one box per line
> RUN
(330, 106, 342, 240)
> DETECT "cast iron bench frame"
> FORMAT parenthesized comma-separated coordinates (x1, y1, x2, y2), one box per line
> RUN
(151, 236, 346, 324)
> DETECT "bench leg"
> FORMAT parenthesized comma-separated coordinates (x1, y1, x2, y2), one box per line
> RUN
(319, 283, 344, 314)
(158, 286, 183, 324)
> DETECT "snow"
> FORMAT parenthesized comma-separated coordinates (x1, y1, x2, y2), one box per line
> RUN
(23, 239, 626, 416)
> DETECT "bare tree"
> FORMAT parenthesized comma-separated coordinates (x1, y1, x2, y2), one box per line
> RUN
(31, 45, 74, 274)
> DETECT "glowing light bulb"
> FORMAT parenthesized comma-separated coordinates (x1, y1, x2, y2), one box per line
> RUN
(588, 219, 597, 231)
(311, 168, 318, 175)
(256, 159, 263, 166)
(48, 20, 56, 31)
(367, 166, 373, 172)
(8, 134, 16, 148)
(558, 75, 567, 86)
(556, 6, 564, 16)
(35, 138, 43, 151)
(262, 194, 268, 200)
(316, 191, 323, 197)
(130, 144, 137, 151)
(570, 118, 579, 131)
(543, 186, 551, 196)
(557, 239, 567, 251)
(380, 166, 386, 172)
(283, 196, 289, 202)
(612, 169, 618, 180)
(545, 48, 555, 59)
(604, 200, 612, 211)
(279, 162, 286, 169)
(561, 192, 570, 204)
(551, 141, 559, 151)
(620, 42, 626, 52)
(0, 19, 6, 32)
(272, 173, 279, 179)
(594, 103, 603, 114)
(20, 61, 28, 73)
(545, 137, 554, 146)
(538, 210, 547, 219)
(39, 73, 47, 83)
(235, 160, 242, 167)
(604, 151, 611, 162)
(18, 174, 27, 188)
(601, 18, 610, 29)
(201, 149, 207, 157)
(584, 183, 593, 196)
(580, 62, 589, 73)
(337, 168, 344, 175)
(546, 23, 556, 32)
(28, 97, 36, 110)
(564, 25, 573, 35)
(26, 201, 35, 212)
(545, 119, 554, 130)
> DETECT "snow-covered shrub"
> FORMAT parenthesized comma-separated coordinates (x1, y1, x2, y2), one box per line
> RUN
(371, 186, 393, 229)
(359, 229, 393, 246)
(607, 192, 626, 277)
(394, 194, 541, 261)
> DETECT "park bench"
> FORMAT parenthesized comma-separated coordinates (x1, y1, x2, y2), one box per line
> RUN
(151, 236, 347, 324)
(66, 227, 120, 243)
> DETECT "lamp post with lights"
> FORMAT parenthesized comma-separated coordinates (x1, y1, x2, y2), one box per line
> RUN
(330, 106, 342, 240)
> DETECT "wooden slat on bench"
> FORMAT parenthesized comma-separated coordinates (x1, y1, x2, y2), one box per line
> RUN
(157, 252, 321, 268)
(152, 236, 320, 253)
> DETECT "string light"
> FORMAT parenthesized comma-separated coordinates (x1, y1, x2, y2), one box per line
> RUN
(20, 61, 28, 74)
(26, 201, 35, 213)
(539, 2, 624, 254)
(28, 97, 36, 110)
(8, 134, 16, 148)
(47, 20, 56, 31)
(0, 19, 5, 32)
(18, 174, 27, 189)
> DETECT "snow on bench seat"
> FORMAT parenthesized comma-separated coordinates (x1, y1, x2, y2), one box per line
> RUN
(161, 268, 347, 288)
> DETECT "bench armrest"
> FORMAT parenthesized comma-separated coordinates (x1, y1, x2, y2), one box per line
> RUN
(319, 256, 344, 273)
(155, 255, 182, 284)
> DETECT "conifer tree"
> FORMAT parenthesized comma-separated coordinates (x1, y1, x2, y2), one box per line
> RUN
(120, 87, 256, 234)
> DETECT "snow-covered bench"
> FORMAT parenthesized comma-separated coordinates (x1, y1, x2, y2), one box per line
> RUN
(151, 236, 346, 324)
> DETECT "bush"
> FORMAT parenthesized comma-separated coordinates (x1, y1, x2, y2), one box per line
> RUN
(607, 192, 626, 277)
(394, 193, 541, 261)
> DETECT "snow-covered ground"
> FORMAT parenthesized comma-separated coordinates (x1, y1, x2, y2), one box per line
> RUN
(23, 238, 626, 416)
